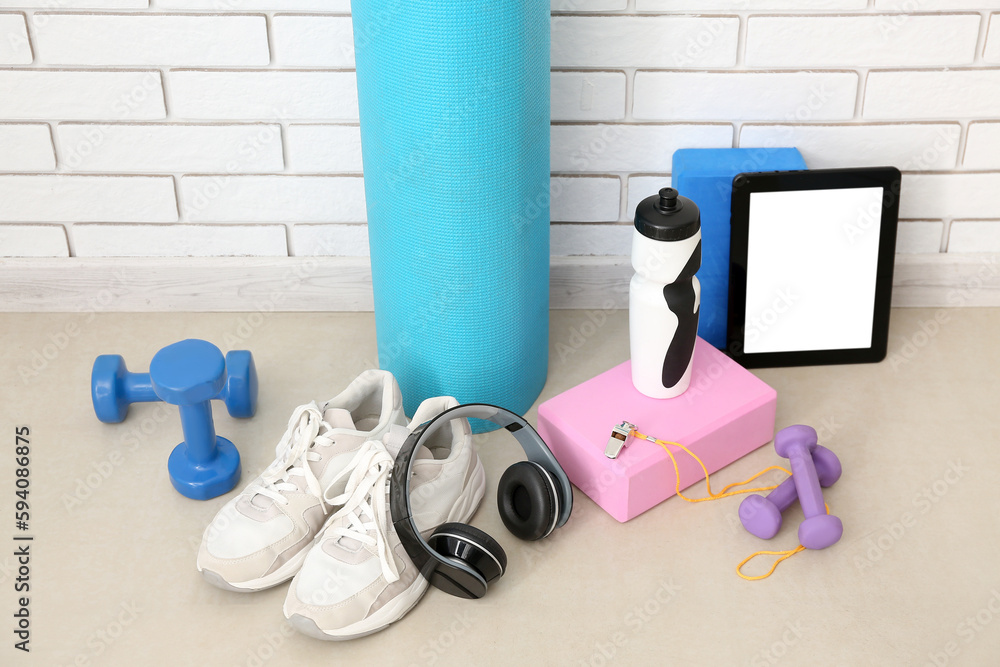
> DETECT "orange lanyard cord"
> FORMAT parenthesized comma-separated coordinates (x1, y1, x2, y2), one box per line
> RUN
(737, 546, 806, 580)
(631, 430, 790, 501)
(629, 429, 831, 580)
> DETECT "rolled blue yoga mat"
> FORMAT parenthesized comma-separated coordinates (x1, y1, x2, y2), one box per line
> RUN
(352, 1, 551, 429)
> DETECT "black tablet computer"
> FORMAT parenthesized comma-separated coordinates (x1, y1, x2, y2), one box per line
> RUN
(727, 167, 902, 368)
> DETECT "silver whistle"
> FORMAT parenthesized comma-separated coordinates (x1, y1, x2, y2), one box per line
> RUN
(605, 421, 636, 459)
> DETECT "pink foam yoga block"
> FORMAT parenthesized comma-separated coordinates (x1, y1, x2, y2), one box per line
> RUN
(538, 338, 777, 522)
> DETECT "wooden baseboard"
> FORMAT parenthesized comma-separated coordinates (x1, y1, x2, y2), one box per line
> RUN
(0, 253, 997, 312)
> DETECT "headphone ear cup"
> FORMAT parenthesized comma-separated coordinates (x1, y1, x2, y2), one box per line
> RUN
(428, 522, 507, 586)
(497, 461, 559, 541)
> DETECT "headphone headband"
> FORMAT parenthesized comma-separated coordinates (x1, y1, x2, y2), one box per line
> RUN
(389, 403, 573, 599)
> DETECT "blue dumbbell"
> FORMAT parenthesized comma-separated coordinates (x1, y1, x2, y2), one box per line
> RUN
(92, 346, 256, 424)
(91, 339, 257, 500)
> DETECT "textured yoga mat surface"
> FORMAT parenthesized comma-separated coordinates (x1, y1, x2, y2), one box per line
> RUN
(352, 1, 551, 427)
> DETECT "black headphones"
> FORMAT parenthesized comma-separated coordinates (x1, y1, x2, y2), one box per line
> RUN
(389, 404, 573, 600)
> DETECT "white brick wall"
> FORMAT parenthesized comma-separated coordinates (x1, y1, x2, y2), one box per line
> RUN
(552, 72, 627, 121)
(0, 124, 54, 170)
(0, 70, 165, 120)
(0, 224, 67, 257)
(290, 223, 368, 257)
(0, 1, 145, 6)
(285, 125, 363, 173)
(0, 13, 30, 64)
(56, 123, 284, 173)
(638, 1, 866, 8)
(865, 70, 1000, 119)
(0, 175, 176, 222)
(73, 224, 287, 257)
(551, 124, 732, 172)
(949, 220, 1000, 252)
(179, 176, 366, 223)
(964, 122, 1000, 168)
(739, 124, 961, 171)
(551, 16, 740, 68)
(0, 4, 996, 296)
(986, 14, 1000, 63)
(745, 15, 981, 67)
(272, 15, 355, 68)
(632, 72, 858, 121)
(169, 71, 359, 120)
(551, 177, 622, 223)
(31, 14, 269, 66)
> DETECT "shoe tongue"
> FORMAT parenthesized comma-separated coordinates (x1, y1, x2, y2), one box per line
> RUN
(323, 408, 356, 431)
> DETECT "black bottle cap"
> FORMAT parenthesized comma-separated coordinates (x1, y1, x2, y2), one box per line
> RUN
(634, 187, 701, 242)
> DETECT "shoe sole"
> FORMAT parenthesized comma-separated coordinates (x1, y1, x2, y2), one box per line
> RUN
(286, 459, 487, 640)
(198, 546, 311, 593)
(288, 577, 430, 641)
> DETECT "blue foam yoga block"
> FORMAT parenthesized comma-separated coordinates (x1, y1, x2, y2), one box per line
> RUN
(672, 148, 807, 349)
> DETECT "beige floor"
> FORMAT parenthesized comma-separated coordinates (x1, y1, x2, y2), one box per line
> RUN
(1, 308, 998, 666)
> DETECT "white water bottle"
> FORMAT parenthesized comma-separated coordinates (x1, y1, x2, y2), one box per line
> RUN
(629, 187, 702, 399)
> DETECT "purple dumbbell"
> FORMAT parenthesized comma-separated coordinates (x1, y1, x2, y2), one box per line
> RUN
(771, 425, 843, 549)
(739, 444, 842, 540)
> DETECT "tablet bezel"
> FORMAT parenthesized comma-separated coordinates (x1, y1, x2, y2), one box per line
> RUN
(727, 166, 902, 368)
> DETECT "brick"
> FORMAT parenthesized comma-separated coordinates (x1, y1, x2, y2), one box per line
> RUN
(900, 173, 1000, 219)
(639, 0, 864, 8)
(553, 0, 626, 9)
(747, 15, 980, 68)
(865, 70, 1000, 120)
(32, 14, 267, 66)
(272, 15, 353, 68)
(0, 224, 68, 257)
(0, 175, 176, 222)
(634, 72, 857, 122)
(0, 70, 164, 120)
(286, 124, 362, 173)
(181, 175, 366, 223)
(964, 122, 1000, 169)
(0, 13, 30, 64)
(170, 70, 358, 121)
(0, 124, 55, 170)
(875, 0, 1000, 8)
(552, 16, 738, 68)
(551, 177, 621, 222)
(949, 220, 1000, 253)
(57, 123, 283, 173)
(552, 71, 626, 122)
(896, 221, 943, 254)
(291, 224, 370, 257)
(0, 0, 146, 6)
(740, 124, 961, 171)
(552, 223, 631, 256)
(551, 124, 732, 173)
(985, 14, 1000, 64)
(73, 224, 287, 257)
(156, 0, 347, 8)
(627, 175, 671, 221)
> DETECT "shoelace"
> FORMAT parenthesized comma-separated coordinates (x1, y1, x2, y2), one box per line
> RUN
(246, 402, 335, 506)
(322, 440, 400, 585)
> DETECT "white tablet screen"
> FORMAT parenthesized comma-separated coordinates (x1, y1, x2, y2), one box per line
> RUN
(743, 187, 883, 354)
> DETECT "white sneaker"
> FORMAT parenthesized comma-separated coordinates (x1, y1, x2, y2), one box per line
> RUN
(197, 370, 406, 592)
(283, 396, 485, 640)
